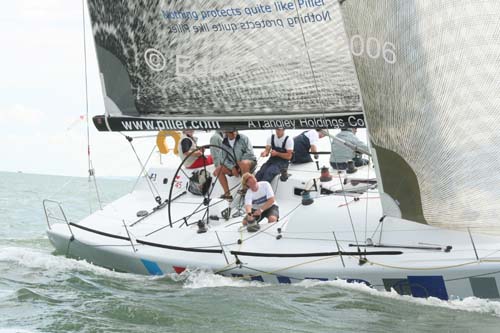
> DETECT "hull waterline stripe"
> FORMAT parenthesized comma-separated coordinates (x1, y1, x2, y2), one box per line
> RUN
(136, 239, 223, 253)
(407, 276, 449, 300)
(277, 276, 292, 284)
(141, 259, 164, 275)
(173, 266, 186, 274)
(230, 250, 403, 258)
(69, 222, 131, 241)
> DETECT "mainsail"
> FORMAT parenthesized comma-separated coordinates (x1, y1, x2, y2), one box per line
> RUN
(339, 1, 500, 233)
(87, 0, 363, 131)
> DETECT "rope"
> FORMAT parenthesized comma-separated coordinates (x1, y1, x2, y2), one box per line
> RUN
(364, 158, 371, 243)
(81, 0, 103, 211)
(292, 0, 322, 105)
(361, 257, 480, 271)
(329, 138, 361, 252)
(81, 0, 90, 175)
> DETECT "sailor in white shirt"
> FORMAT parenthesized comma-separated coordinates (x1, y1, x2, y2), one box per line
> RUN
(241, 173, 279, 229)
(256, 128, 294, 183)
(291, 129, 325, 164)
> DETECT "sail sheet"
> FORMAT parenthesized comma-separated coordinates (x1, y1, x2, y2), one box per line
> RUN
(87, 0, 363, 131)
(340, 1, 500, 233)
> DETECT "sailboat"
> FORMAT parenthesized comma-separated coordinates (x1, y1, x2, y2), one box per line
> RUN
(44, 0, 500, 301)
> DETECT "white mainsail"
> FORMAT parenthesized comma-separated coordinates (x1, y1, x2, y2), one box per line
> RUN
(87, 0, 363, 131)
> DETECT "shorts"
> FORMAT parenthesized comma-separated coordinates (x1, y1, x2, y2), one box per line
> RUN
(253, 204, 279, 221)
(188, 155, 213, 169)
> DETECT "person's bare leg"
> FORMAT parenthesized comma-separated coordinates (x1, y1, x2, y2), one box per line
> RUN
(238, 160, 253, 175)
(214, 166, 230, 195)
(268, 215, 278, 223)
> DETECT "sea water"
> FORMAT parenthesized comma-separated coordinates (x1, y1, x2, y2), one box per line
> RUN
(1, 171, 500, 332)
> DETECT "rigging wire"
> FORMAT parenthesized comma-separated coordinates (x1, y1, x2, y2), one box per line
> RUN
(130, 144, 160, 191)
(364, 155, 372, 243)
(327, 136, 361, 252)
(81, 0, 102, 211)
(292, 0, 322, 104)
(126, 140, 161, 201)
(290, 0, 364, 255)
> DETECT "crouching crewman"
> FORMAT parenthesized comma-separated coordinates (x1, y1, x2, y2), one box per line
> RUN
(241, 173, 279, 232)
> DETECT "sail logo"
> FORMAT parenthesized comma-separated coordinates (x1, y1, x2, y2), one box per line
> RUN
(144, 48, 167, 72)
(349, 36, 397, 64)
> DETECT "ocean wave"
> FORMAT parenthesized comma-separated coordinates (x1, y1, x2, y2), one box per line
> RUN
(0, 246, 144, 281)
(295, 278, 500, 317)
(180, 269, 271, 289)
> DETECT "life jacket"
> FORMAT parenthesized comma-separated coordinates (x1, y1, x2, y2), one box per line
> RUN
(256, 135, 290, 183)
(177, 134, 198, 167)
(268, 134, 290, 167)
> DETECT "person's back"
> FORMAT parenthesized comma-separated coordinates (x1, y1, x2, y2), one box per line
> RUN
(209, 131, 224, 167)
(291, 129, 324, 164)
(178, 130, 213, 169)
(330, 129, 369, 169)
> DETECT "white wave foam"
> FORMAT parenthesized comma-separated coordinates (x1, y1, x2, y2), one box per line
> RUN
(0, 246, 144, 281)
(0, 329, 37, 333)
(181, 269, 270, 289)
(295, 279, 500, 316)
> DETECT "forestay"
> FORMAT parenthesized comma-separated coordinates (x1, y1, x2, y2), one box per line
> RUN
(339, 0, 500, 234)
(87, 0, 363, 131)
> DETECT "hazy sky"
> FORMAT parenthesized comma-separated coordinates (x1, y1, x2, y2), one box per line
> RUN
(0, 1, 362, 178)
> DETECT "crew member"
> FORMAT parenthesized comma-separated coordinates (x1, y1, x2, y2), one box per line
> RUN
(330, 128, 369, 170)
(214, 130, 256, 201)
(209, 131, 225, 167)
(291, 129, 325, 164)
(256, 128, 294, 183)
(241, 173, 279, 231)
(178, 130, 213, 169)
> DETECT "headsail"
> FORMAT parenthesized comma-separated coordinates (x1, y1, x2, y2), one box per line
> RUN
(87, 0, 363, 131)
(339, 1, 500, 233)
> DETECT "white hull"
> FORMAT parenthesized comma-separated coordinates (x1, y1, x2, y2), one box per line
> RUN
(46, 162, 500, 300)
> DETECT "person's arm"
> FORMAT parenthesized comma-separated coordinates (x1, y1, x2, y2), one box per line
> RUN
(270, 149, 293, 160)
(220, 143, 236, 170)
(310, 144, 319, 159)
(261, 145, 271, 157)
(255, 196, 276, 216)
(349, 135, 369, 154)
(255, 183, 276, 216)
(271, 136, 293, 160)
(244, 204, 253, 215)
(244, 193, 254, 218)
(243, 136, 255, 159)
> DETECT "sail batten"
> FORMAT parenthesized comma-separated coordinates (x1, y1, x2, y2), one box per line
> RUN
(87, 0, 363, 131)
